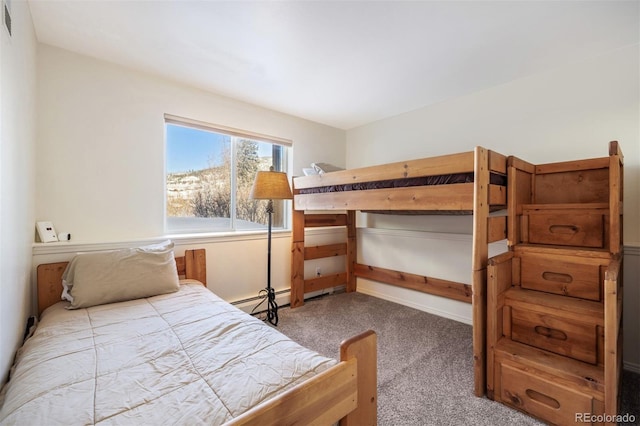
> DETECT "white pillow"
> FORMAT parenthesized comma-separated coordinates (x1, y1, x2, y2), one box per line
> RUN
(311, 162, 344, 174)
(61, 240, 180, 309)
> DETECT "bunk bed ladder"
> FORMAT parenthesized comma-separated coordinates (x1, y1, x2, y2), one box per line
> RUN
(291, 198, 356, 308)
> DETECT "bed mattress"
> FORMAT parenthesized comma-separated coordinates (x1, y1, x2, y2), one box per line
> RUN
(297, 172, 507, 194)
(0, 283, 336, 425)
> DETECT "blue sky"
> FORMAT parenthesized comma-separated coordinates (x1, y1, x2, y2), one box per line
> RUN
(166, 124, 273, 173)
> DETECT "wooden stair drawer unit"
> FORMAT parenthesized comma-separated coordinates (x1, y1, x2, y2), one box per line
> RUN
(522, 204, 608, 249)
(497, 362, 603, 426)
(517, 249, 610, 302)
(490, 142, 623, 425)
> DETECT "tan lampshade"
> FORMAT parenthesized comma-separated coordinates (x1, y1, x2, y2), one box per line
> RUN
(250, 170, 293, 200)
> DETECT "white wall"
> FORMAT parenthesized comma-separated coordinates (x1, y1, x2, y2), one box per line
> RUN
(36, 45, 346, 244)
(347, 45, 640, 371)
(0, 0, 37, 382)
(33, 44, 346, 318)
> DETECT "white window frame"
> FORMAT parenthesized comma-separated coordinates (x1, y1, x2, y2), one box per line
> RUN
(164, 114, 292, 234)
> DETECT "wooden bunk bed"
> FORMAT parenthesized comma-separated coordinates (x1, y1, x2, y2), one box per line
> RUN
(1, 249, 377, 426)
(291, 146, 509, 397)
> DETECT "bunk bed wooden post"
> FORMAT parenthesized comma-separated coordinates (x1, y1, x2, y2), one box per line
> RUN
(471, 146, 489, 397)
(346, 210, 357, 293)
(291, 181, 306, 308)
(339, 329, 377, 426)
(608, 140, 623, 255)
(605, 140, 623, 423)
(604, 256, 622, 425)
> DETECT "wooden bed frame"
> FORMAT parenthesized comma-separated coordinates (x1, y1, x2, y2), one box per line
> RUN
(35, 249, 377, 426)
(291, 146, 508, 397)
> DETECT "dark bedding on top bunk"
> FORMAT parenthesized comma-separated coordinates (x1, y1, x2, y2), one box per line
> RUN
(297, 172, 507, 194)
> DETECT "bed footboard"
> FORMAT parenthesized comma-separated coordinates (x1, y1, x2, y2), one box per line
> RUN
(227, 330, 377, 426)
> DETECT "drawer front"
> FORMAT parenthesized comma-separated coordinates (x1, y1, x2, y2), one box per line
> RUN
(510, 307, 598, 364)
(520, 255, 602, 301)
(527, 213, 604, 248)
(499, 363, 596, 425)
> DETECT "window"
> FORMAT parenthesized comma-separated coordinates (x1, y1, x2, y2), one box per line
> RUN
(165, 115, 290, 233)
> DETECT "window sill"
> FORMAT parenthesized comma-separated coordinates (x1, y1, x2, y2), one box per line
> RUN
(31, 227, 343, 256)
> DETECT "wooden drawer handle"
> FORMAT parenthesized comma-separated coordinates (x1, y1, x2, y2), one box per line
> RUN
(549, 224, 579, 235)
(534, 325, 568, 341)
(525, 388, 561, 409)
(542, 271, 573, 283)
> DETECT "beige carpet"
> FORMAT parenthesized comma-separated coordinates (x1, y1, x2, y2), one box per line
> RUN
(273, 291, 639, 426)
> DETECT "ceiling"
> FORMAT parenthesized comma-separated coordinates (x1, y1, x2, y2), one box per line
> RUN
(27, 1, 639, 130)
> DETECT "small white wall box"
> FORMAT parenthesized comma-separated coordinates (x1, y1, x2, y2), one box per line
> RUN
(36, 221, 58, 243)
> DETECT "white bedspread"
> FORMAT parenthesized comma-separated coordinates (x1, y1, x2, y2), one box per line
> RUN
(0, 283, 336, 425)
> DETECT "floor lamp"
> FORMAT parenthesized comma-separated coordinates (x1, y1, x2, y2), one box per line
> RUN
(250, 167, 293, 326)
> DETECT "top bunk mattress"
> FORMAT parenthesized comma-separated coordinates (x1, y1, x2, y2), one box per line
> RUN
(0, 283, 336, 425)
(297, 172, 507, 194)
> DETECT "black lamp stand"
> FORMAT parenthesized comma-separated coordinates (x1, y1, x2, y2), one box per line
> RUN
(264, 199, 278, 326)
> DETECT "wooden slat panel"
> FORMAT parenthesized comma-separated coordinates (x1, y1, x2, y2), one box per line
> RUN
(489, 150, 508, 175)
(228, 359, 358, 426)
(488, 216, 507, 243)
(290, 184, 306, 308)
(37, 262, 69, 316)
(184, 249, 207, 285)
(534, 167, 610, 204)
(175, 256, 186, 276)
(508, 164, 534, 246)
(339, 330, 377, 426)
(295, 183, 474, 211)
(488, 184, 507, 206)
(304, 213, 348, 227)
(522, 203, 608, 211)
(535, 157, 609, 175)
(508, 156, 536, 174)
(292, 205, 305, 242)
(513, 244, 611, 260)
(473, 268, 487, 397)
(354, 263, 472, 303)
(304, 243, 347, 260)
(304, 273, 348, 293)
(486, 251, 514, 399)
(293, 151, 475, 190)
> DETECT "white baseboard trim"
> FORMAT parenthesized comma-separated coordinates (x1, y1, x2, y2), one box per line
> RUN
(231, 287, 335, 315)
(356, 287, 472, 326)
(232, 290, 291, 315)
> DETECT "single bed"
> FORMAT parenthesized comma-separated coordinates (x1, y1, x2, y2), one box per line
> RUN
(291, 146, 508, 397)
(0, 246, 377, 425)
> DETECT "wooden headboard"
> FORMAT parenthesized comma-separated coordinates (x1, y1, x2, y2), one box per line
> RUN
(36, 248, 207, 316)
